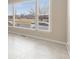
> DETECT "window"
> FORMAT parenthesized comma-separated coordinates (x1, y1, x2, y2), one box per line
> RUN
(8, 0, 51, 31)
(38, 0, 49, 30)
(15, 0, 36, 29)
(8, 4, 13, 26)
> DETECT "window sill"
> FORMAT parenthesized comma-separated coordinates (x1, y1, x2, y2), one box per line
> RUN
(8, 26, 51, 32)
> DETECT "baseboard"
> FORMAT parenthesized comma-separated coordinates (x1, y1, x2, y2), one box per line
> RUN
(66, 42, 70, 56)
(8, 31, 66, 45)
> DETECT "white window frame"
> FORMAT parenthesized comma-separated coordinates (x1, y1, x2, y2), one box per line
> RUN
(8, 0, 52, 32)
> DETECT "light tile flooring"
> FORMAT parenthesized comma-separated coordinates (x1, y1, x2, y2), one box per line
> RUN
(8, 33, 69, 59)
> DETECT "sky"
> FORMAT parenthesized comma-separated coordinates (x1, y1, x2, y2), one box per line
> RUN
(8, 0, 49, 15)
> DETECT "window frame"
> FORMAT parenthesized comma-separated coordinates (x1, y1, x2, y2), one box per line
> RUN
(8, 0, 52, 32)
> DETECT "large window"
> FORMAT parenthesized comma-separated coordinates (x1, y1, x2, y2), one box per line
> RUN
(8, 0, 51, 31)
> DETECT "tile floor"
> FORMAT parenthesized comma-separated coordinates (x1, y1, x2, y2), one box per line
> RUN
(8, 33, 69, 59)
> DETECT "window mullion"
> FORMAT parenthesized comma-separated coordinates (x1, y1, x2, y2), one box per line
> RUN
(13, 0, 15, 27)
(49, 0, 51, 31)
(36, 0, 40, 30)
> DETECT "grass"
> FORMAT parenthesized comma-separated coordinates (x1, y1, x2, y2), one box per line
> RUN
(15, 19, 35, 24)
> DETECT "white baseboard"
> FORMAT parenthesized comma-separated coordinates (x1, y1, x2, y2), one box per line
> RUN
(8, 31, 66, 45)
(66, 42, 70, 56)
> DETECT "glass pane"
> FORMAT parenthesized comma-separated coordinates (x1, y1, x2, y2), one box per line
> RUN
(38, 0, 49, 30)
(38, 15, 49, 30)
(8, 4, 13, 26)
(15, 0, 36, 29)
(39, 0, 49, 15)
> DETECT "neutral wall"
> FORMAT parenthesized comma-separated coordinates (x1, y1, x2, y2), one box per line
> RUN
(8, 0, 67, 43)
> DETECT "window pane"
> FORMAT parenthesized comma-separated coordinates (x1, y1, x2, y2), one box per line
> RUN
(38, 0, 49, 30)
(39, 0, 49, 15)
(8, 4, 13, 26)
(15, 0, 36, 29)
